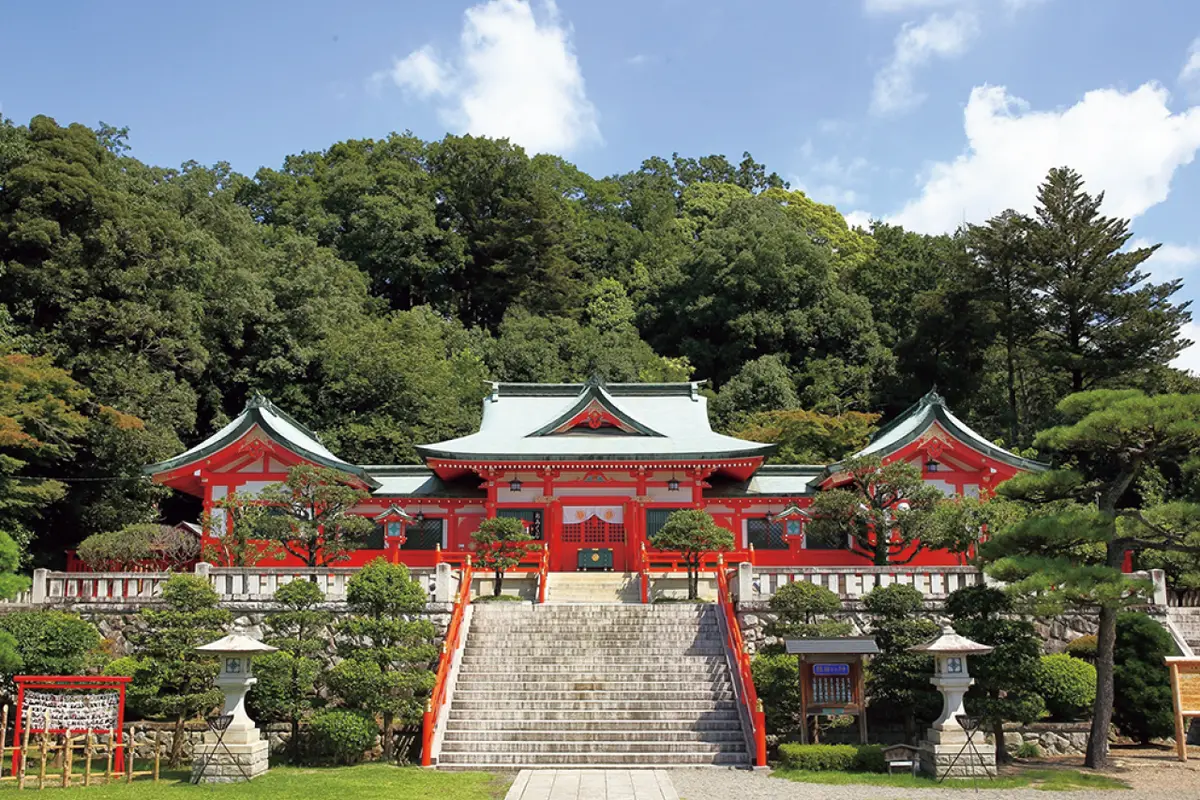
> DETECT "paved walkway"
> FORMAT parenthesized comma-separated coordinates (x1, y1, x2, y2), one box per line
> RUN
(504, 769, 679, 800)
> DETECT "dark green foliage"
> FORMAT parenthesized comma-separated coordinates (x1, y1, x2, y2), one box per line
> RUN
(471, 517, 536, 598)
(75, 523, 198, 570)
(862, 584, 941, 741)
(649, 509, 734, 600)
(306, 709, 378, 765)
(1111, 612, 1176, 744)
(776, 743, 886, 772)
(126, 574, 230, 766)
(0, 610, 101, 678)
(751, 653, 801, 739)
(946, 585, 1046, 761)
(327, 559, 436, 762)
(766, 580, 851, 640)
(1037, 654, 1097, 721)
(1065, 635, 1097, 662)
(249, 579, 333, 763)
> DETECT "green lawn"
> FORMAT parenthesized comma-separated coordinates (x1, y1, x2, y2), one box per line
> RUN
(0, 764, 513, 800)
(772, 767, 1129, 791)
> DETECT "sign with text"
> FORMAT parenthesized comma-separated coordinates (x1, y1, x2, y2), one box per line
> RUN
(812, 663, 850, 676)
(1167, 657, 1200, 762)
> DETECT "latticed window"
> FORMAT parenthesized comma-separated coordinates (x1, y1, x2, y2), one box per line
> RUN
(644, 508, 689, 540)
(746, 518, 788, 550)
(401, 518, 444, 550)
(497, 508, 544, 540)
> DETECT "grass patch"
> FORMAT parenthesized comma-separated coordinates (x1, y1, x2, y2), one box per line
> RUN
(0, 763, 513, 799)
(772, 766, 1128, 791)
(473, 594, 523, 602)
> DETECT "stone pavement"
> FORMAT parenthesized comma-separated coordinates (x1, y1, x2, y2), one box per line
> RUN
(504, 769, 679, 800)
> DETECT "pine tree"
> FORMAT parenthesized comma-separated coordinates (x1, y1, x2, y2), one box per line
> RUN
(1031, 167, 1191, 394)
(982, 389, 1200, 768)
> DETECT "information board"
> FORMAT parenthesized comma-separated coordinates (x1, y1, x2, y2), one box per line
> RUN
(813, 663, 850, 676)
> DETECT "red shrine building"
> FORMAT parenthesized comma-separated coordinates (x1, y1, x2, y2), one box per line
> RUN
(145, 381, 1043, 570)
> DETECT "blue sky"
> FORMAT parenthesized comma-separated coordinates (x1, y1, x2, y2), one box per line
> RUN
(5, 0, 1200, 364)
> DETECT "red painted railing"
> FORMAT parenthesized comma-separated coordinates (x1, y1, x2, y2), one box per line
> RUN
(536, 544, 550, 603)
(421, 557, 473, 766)
(639, 542, 650, 603)
(716, 561, 767, 767)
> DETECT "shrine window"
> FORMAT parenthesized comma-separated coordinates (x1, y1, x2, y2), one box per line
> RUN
(401, 518, 445, 550)
(645, 508, 690, 540)
(497, 508, 543, 540)
(746, 518, 789, 550)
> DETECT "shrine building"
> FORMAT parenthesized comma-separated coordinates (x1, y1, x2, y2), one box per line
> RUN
(144, 380, 1043, 570)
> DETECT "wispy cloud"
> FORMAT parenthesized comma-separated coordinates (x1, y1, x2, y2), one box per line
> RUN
(871, 10, 980, 115)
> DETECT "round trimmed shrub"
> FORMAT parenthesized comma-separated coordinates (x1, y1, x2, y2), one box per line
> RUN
(1065, 635, 1097, 662)
(1037, 653, 1096, 721)
(307, 709, 377, 765)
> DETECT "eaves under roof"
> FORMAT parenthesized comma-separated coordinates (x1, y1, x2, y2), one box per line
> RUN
(144, 394, 380, 489)
(840, 388, 1046, 473)
(704, 465, 825, 498)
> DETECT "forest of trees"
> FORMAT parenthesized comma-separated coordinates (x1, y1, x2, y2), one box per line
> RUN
(0, 114, 1193, 565)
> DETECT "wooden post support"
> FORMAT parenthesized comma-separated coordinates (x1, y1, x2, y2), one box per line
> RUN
(63, 734, 73, 788)
(0, 704, 8, 780)
(125, 731, 132, 783)
(84, 733, 93, 788)
(37, 713, 48, 790)
(104, 729, 113, 783)
(18, 711, 31, 790)
(153, 731, 161, 782)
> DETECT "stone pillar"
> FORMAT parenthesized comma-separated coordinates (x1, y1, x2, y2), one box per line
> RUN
(736, 561, 753, 603)
(435, 562, 452, 603)
(31, 568, 48, 604)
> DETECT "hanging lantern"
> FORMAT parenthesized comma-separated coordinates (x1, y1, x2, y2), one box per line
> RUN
(509, 478, 523, 492)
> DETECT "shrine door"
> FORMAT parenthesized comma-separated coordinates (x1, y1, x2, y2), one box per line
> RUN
(558, 505, 626, 571)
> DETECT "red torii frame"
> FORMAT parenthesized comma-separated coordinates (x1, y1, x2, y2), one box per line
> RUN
(11, 675, 131, 773)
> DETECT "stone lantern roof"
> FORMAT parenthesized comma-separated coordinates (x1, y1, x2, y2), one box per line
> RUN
(196, 634, 277, 655)
(908, 625, 993, 656)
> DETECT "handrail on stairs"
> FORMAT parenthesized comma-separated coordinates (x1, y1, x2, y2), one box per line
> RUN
(536, 543, 550, 603)
(716, 557, 767, 767)
(421, 556, 473, 767)
(639, 542, 650, 603)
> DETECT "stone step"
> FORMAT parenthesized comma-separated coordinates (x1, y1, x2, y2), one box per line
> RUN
(447, 709, 742, 722)
(436, 751, 747, 767)
(439, 740, 745, 754)
(442, 729, 746, 743)
(451, 699, 738, 711)
(466, 634, 720, 644)
(451, 689, 735, 702)
(462, 645, 725, 656)
(455, 679, 731, 692)
(444, 718, 743, 732)
(460, 655, 728, 666)
(467, 623, 720, 632)
(470, 607, 711, 616)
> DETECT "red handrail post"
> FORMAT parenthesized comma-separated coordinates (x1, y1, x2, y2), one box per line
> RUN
(716, 564, 768, 768)
(421, 558, 473, 767)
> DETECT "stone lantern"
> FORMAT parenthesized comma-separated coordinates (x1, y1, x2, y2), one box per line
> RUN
(908, 625, 997, 779)
(375, 505, 415, 562)
(191, 634, 277, 783)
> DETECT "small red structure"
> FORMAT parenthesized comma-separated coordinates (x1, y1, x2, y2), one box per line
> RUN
(12, 675, 131, 773)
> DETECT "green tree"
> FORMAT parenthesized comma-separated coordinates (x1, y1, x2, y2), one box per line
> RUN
(1112, 612, 1177, 744)
(327, 559, 436, 762)
(231, 464, 375, 567)
(649, 509, 734, 600)
(727, 408, 879, 464)
(983, 389, 1200, 767)
(249, 579, 333, 763)
(1030, 167, 1190, 394)
(765, 580, 851, 640)
(75, 523, 198, 570)
(0, 530, 30, 601)
(862, 584, 941, 743)
(709, 355, 799, 430)
(471, 517, 537, 598)
(0, 611, 101, 680)
(126, 575, 230, 766)
(946, 585, 1045, 762)
(805, 456, 945, 565)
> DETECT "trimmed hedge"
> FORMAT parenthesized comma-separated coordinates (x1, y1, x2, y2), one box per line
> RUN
(307, 709, 377, 765)
(1038, 653, 1096, 721)
(1064, 635, 1097, 662)
(778, 743, 886, 772)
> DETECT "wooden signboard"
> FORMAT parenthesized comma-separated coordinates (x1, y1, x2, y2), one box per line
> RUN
(1166, 657, 1200, 761)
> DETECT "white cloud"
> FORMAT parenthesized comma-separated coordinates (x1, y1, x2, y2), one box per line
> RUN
(1131, 238, 1200, 284)
(890, 83, 1200, 233)
(1171, 321, 1200, 374)
(863, 0, 964, 13)
(843, 209, 874, 230)
(378, 0, 600, 155)
(1181, 37, 1200, 87)
(793, 146, 872, 208)
(388, 46, 451, 98)
(871, 11, 980, 115)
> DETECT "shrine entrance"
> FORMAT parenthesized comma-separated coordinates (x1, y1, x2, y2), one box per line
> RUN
(556, 505, 627, 571)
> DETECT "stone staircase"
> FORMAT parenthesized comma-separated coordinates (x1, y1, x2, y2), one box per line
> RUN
(544, 572, 641, 603)
(1167, 607, 1200, 654)
(437, 602, 749, 768)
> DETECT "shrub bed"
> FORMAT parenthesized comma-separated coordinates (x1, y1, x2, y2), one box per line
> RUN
(777, 743, 886, 772)
(1038, 653, 1096, 721)
(307, 709, 378, 765)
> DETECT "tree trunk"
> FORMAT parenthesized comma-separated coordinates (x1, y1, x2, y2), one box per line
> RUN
(994, 720, 1010, 763)
(382, 711, 394, 762)
(494, 570, 503, 596)
(687, 563, 698, 600)
(1085, 603, 1117, 769)
(1006, 339, 1019, 447)
(169, 714, 186, 767)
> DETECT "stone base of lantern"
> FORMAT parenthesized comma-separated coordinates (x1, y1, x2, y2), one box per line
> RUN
(190, 727, 269, 783)
(919, 727, 997, 780)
